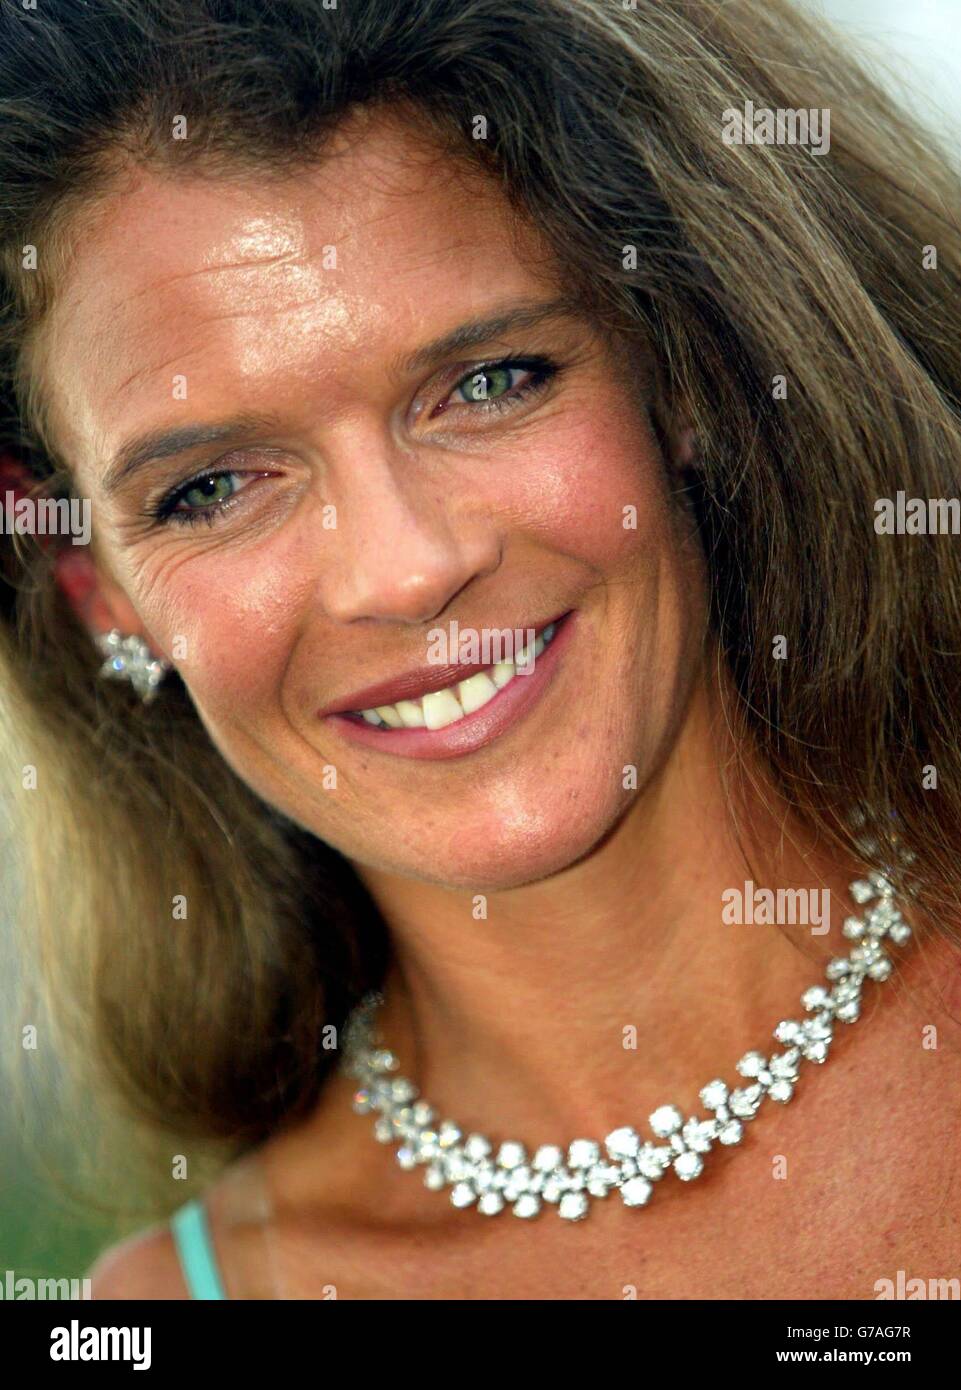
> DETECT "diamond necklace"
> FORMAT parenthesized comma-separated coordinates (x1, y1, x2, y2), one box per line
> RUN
(341, 871, 913, 1222)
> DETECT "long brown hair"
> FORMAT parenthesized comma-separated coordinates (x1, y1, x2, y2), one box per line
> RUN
(1, 0, 959, 1195)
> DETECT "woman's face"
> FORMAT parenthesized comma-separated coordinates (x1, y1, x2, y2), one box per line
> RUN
(46, 109, 707, 890)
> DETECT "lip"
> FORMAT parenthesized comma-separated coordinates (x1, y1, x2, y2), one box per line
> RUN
(321, 609, 576, 761)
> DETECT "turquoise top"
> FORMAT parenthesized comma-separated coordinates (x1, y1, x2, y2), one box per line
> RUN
(170, 1197, 228, 1300)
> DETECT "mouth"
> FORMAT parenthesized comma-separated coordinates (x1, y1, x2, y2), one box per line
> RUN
(319, 610, 575, 761)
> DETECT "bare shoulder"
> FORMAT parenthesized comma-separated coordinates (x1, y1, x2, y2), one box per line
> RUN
(87, 1224, 188, 1300)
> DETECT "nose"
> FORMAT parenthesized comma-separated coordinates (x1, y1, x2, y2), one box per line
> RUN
(316, 439, 502, 626)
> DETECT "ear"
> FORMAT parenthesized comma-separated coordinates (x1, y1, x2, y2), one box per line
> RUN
(53, 544, 161, 653)
(667, 420, 698, 471)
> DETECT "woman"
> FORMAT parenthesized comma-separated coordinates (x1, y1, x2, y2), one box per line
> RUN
(1, 0, 959, 1300)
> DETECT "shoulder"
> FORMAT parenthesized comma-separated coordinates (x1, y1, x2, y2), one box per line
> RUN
(86, 1222, 189, 1300)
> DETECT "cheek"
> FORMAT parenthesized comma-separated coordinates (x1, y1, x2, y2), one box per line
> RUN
(129, 530, 314, 714)
(498, 390, 673, 577)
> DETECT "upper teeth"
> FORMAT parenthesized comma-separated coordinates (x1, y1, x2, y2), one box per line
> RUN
(357, 623, 556, 730)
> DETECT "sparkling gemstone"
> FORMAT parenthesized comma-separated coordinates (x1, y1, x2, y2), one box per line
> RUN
(769, 1050, 800, 1078)
(729, 1085, 762, 1118)
(438, 1120, 462, 1148)
(390, 1077, 418, 1104)
(559, 1192, 589, 1221)
(717, 1120, 743, 1145)
(568, 1139, 601, 1169)
(842, 916, 865, 940)
(825, 959, 851, 980)
(464, 1133, 492, 1161)
(586, 1163, 619, 1196)
(444, 1153, 473, 1182)
(513, 1193, 541, 1219)
(497, 1141, 527, 1170)
(888, 922, 912, 945)
(649, 1104, 683, 1137)
(370, 1048, 397, 1072)
(542, 1177, 566, 1203)
(351, 1087, 373, 1113)
(501, 1164, 531, 1195)
(396, 1145, 417, 1170)
(424, 1165, 445, 1191)
(556, 1189, 586, 1223)
(682, 1118, 716, 1153)
(450, 1182, 476, 1208)
(774, 1020, 803, 1043)
(502, 1179, 528, 1203)
(868, 957, 893, 980)
(620, 1176, 653, 1207)
(802, 985, 830, 1009)
(411, 1100, 435, 1125)
(850, 879, 875, 904)
(477, 1191, 505, 1216)
(418, 1129, 439, 1157)
(373, 1117, 394, 1143)
(767, 1079, 794, 1103)
(674, 1151, 704, 1181)
(865, 908, 895, 936)
(473, 1163, 496, 1192)
(605, 1126, 640, 1160)
(636, 1144, 672, 1179)
(532, 1144, 564, 1172)
(736, 1050, 766, 1078)
(803, 1039, 829, 1063)
(803, 1014, 834, 1041)
(835, 1001, 860, 1023)
(700, 1079, 729, 1109)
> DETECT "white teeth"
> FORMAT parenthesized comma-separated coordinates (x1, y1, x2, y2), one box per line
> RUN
(352, 619, 562, 730)
(422, 687, 465, 730)
(395, 699, 426, 728)
(457, 671, 498, 714)
(376, 704, 404, 728)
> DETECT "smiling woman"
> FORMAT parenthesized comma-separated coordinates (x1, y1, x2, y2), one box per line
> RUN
(1, 0, 960, 1307)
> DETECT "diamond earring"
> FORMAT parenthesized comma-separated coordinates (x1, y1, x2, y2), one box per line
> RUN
(95, 629, 172, 704)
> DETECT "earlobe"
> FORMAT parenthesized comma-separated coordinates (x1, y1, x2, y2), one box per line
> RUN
(670, 424, 698, 471)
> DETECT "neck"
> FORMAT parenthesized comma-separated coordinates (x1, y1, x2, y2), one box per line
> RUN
(352, 676, 863, 1144)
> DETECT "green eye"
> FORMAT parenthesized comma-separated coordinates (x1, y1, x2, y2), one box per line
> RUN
(180, 474, 236, 509)
(456, 365, 516, 403)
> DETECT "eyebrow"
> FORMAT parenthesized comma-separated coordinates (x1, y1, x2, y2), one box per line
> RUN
(101, 294, 582, 496)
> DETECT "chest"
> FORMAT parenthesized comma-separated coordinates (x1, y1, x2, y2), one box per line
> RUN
(256, 1020, 961, 1300)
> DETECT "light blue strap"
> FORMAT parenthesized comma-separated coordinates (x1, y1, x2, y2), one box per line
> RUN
(170, 1197, 228, 1300)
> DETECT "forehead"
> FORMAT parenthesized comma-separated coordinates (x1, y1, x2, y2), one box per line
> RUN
(43, 110, 556, 470)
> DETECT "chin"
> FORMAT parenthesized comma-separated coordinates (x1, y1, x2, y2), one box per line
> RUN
(379, 778, 635, 892)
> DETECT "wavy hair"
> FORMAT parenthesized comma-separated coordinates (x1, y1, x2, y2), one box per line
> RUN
(0, 0, 959, 1189)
